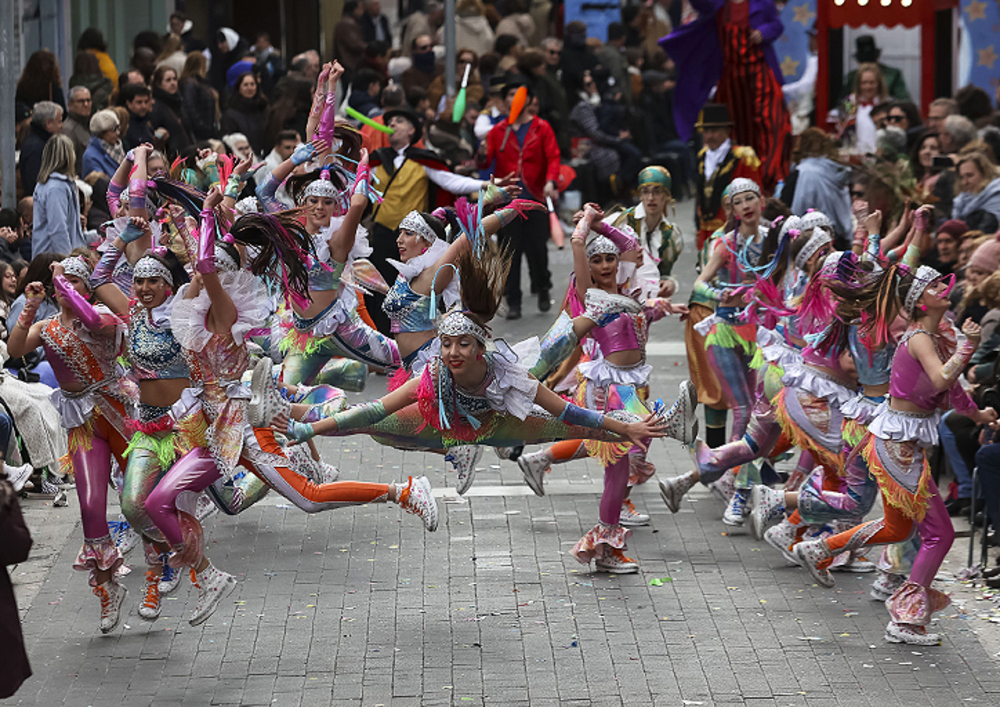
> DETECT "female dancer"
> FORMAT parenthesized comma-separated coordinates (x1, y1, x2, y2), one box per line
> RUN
(794, 263, 996, 645)
(8, 257, 131, 633)
(515, 205, 693, 532)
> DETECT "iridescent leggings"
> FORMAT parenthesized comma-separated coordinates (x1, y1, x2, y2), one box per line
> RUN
(706, 342, 756, 443)
(283, 309, 401, 387)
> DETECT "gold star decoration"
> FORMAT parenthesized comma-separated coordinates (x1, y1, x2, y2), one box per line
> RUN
(781, 56, 801, 77)
(966, 0, 987, 22)
(979, 45, 999, 69)
(792, 4, 816, 26)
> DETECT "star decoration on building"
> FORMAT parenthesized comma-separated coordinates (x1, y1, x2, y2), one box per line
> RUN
(979, 45, 999, 69)
(966, 0, 987, 22)
(781, 56, 801, 77)
(793, 4, 816, 26)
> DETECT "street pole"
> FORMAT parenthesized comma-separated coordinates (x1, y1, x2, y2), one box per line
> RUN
(444, 0, 456, 98)
(0, 0, 17, 209)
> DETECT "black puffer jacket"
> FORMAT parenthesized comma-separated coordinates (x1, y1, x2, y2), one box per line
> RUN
(149, 86, 192, 157)
(179, 76, 218, 142)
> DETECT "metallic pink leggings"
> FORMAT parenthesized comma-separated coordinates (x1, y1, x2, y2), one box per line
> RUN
(145, 447, 220, 546)
(74, 438, 117, 541)
(598, 456, 631, 526)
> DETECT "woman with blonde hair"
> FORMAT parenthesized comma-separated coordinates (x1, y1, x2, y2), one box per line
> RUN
(32, 134, 87, 255)
(836, 62, 888, 153)
(953, 150, 1000, 231)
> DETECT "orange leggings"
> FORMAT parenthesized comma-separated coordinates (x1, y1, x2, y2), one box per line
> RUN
(824, 493, 911, 559)
(550, 439, 587, 462)
(246, 427, 390, 512)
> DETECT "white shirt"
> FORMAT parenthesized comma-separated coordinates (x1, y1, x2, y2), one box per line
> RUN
(704, 138, 732, 180)
(392, 147, 484, 196)
(474, 107, 503, 141)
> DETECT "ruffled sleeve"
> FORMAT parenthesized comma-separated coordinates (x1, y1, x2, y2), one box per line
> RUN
(485, 338, 540, 419)
(171, 271, 270, 352)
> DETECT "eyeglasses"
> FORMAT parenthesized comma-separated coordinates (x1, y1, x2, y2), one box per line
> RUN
(546, 49, 561, 55)
(887, 114, 906, 123)
(75, 97, 92, 103)
(850, 190, 866, 199)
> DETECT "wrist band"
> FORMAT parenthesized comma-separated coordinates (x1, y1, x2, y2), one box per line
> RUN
(558, 402, 605, 429)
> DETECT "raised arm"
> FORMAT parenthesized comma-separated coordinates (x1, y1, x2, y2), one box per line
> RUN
(6, 284, 47, 359)
(256, 138, 327, 213)
(91, 217, 146, 315)
(196, 187, 239, 336)
(315, 62, 344, 146)
(107, 150, 135, 215)
(305, 63, 333, 144)
(328, 149, 372, 264)
(569, 204, 602, 302)
(222, 154, 254, 211)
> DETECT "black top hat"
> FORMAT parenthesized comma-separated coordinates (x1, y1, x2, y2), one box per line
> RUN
(854, 35, 881, 62)
(488, 75, 507, 94)
(382, 108, 423, 145)
(695, 103, 732, 129)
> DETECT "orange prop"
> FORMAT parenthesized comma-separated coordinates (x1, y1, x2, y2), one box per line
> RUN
(508, 86, 528, 125)
(547, 196, 564, 248)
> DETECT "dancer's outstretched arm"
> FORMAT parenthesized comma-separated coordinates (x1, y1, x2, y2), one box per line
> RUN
(192, 186, 238, 336)
(328, 149, 372, 264)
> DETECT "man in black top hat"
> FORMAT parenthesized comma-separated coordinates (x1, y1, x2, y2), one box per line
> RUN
(693, 103, 762, 253)
(841, 35, 910, 103)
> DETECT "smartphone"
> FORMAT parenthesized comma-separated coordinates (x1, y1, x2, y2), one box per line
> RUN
(931, 155, 953, 172)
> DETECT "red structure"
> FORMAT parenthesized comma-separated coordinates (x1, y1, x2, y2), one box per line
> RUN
(815, 0, 959, 119)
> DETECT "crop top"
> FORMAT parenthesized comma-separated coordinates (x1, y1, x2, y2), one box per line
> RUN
(129, 303, 190, 381)
(848, 327, 894, 387)
(307, 231, 347, 292)
(383, 277, 437, 334)
(888, 325, 977, 415)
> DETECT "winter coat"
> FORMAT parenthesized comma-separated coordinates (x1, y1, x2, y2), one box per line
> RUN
(18, 124, 53, 197)
(149, 86, 192, 156)
(32, 172, 87, 257)
(0, 487, 32, 699)
(179, 77, 219, 142)
(82, 137, 121, 178)
(221, 94, 269, 156)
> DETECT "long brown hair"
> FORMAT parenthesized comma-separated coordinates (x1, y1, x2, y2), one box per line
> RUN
(454, 240, 512, 331)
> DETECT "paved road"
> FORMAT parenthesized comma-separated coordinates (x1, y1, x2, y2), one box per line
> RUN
(4, 200, 1000, 706)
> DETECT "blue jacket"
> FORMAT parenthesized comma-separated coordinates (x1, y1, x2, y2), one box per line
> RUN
(81, 137, 120, 178)
(32, 173, 87, 258)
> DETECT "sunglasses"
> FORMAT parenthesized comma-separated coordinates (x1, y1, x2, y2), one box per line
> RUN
(850, 190, 866, 199)
(887, 114, 906, 123)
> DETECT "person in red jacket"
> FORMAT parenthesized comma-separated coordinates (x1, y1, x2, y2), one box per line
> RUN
(478, 81, 561, 319)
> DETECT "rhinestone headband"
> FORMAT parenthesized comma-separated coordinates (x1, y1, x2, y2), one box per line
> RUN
(586, 234, 619, 259)
(133, 255, 174, 287)
(778, 215, 802, 239)
(60, 256, 93, 288)
(903, 264, 942, 316)
(399, 210, 437, 244)
(235, 196, 260, 215)
(216, 245, 240, 273)
(728, 178, 760, 198)
(438, 309, 489, 345)
(799, 210, 832, 232)
(302, 176, 339, 201)
(794, 228, 833, 270)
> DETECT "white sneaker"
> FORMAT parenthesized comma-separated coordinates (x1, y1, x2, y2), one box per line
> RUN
(318, 462, 340, 484)
(247, 357, 289, 427)
(619, 499, 650, 527)
(397, 476, 439, 531)
(158, 553, 182, 595)
(661, 380, 698, 445)
(793, 538, 836, 588)
(709, 470, 736, 503)
(5, 463, 33, 493)
(93, 580, 128, 634)
(658, 470, 697, 513)
(722, 488, 750, 526)
(189, 564, 238, 626)
(764, 520, 801, 565)
(884, 621, 941, 646)
(446, 446, 484, 496)
(595, 546, 639, 574)
(517, 451, 550, 497)
(870, 572, 904, 602)
(109, 517, 140, 556)
(195, 492, 218, 523)
(749, 485, 784, 540)
(138, 566, 161, 621)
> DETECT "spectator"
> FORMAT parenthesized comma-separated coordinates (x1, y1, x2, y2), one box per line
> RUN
(61, 87, 93, 174)
(119, 82, 155, 149)
(264, 79, 312, 151)
(149, 65, 192, 156)
(349, 68, 385, 119)
(0, 474, 33, 700)
(225, 51, 258, 92)
(221, 72, 268, 156)
(595, 22, 630, 104)
(429, 49, 483, 118)
(360, 85, 404, 151)
(32, 135, 86, 257)
(252, 32, 285, 99)
(841, 35, 909, 103)
(287, 50, 321, 84)
(253, 129, 299, 205)
(169, 11, 206, 53)
(0, 214, 22, 269)
(19, 101, 64, 197)
(781, 128, 852, 246)
(560, 21, 599, 98)
(222, 132, 255, 162)
(474, 75, 508, 142)
(133, 30, 163, 57)
(451, 0, 496, 58)
(924, 219, 969, 277)
(360, 0, 392, 44)
(179, 53, 219, 142)
(155, 33, 188, 77)
(926, 97, 958, 133)
(212, 28, 248, 93)
(69, 52, 113, 115)
(402, 35, 442, 95)
(639, 70, 694, 197)
(495, 0, 537, 48)
(956, 85, 994, 128)
(14, 200, 32, 263)
(7, 253, 61, 387)
(478, 80, 560, 319)
(912, 130, 943, 191)
(569, 70, 630, 187)
(940, 114, 976, 155)
(953, 150, 1000, 232)
(402, 1, 445, 57)
(836, 63, 888, 153)
(334, 1, 368, 79)
(362, 41, 392, 82)
(131, 46, 157, 85)
(116, 69, 145, 90)
(887, 100, 923, 148)
(0, 261, 18, 325)
(77, 28, 118, 88)
(494, 34, 522, 74)
(16, 50, 66, 113)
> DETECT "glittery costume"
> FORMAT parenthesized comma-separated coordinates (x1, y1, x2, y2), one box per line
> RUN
(40, 301, 131, 585)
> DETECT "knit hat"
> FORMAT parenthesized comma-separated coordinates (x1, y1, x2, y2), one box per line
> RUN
(968, 233, 1000, 273)
(90, 109, 119, 136)
(936, 219, 969, 240)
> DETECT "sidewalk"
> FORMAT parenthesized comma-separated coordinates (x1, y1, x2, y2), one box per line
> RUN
(4, 203, 1000, 706)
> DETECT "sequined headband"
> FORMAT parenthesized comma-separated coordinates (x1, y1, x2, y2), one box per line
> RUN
(215, 245, 240, 273)
(438, 309, 489, 345)
(903, 264, 942, 316)
(586, 234, 618, 259)
(133, 255, 174, 287)
(799, 210, 832, 232)
(60, 256, 93, 289)
(728, 178, 760, 198)
(778, 215, 801, 240)
(399, 210, 437, 244)
(235, 196, 260, 215)
(794, 228, 833, 271)
(302, 175, 339, 201)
